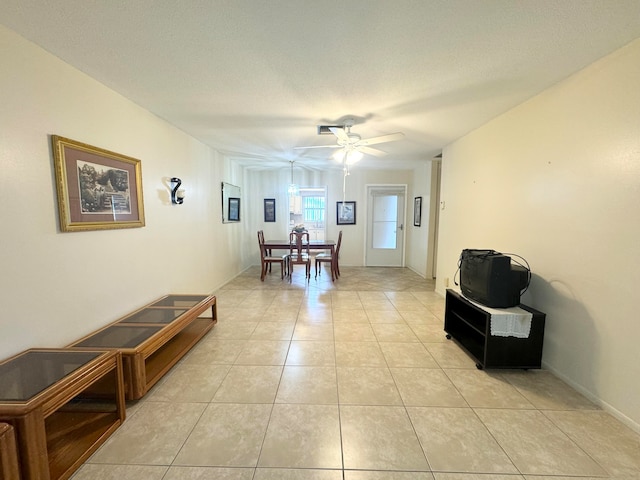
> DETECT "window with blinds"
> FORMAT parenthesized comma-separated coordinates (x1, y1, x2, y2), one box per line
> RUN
(289, 187, 326, 241)
(303, 196, 325, 224)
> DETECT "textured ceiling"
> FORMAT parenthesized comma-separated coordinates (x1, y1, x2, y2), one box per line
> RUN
(2, 1, 640, 171)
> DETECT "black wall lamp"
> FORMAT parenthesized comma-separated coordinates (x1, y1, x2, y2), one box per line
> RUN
(170, 177, 185, 204)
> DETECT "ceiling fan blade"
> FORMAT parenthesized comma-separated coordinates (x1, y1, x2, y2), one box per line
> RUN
(293, 144, 342, 150)
(357, 132, 405, 146)
(329, 126, 351, 143)
(359, 146, 387, 157)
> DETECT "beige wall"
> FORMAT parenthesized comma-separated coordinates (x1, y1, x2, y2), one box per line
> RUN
(0, 25, 432, 361)
(243, 165, 431, 271)
(3, 15, 638, 434)
(0, 26, 248, 358)
(436, 38, 640, 431)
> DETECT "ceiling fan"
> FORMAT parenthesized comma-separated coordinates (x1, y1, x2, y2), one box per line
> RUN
(294, 119, 404, 165)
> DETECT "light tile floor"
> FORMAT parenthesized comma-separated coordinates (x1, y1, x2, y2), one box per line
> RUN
(73, 266, 640, 480)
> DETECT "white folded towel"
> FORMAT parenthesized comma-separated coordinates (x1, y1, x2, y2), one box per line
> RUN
(467, 298, 533, 338)
(489, 311, 532, 338)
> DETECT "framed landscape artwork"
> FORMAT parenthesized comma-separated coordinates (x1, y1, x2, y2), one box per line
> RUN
(51, 135, 145, 232)
(337, 201, 356, 225)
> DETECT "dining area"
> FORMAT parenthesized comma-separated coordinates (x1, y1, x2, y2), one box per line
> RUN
(257, 229, 343, 283)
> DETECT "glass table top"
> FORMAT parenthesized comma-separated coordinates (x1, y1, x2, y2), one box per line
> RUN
(73, 325, 163, 349)
(117, 308, 188, 325)
(148, 295, 208, 308)
(0, 350, 102, 402)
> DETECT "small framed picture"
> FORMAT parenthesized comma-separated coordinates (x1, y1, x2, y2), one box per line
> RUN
(228, 197, 240, 222)
(413, 196, 422, 227)
(264, 198, 276, 222)
(337, 201, 356, 225)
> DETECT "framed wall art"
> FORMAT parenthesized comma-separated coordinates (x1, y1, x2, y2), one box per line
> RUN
(221, 182, 241, 223)
(228, 197, 240, 222)
(337, 201, 356, 225)
(414, 196, 422, 227)
(51, 135, 145, 232)
(264, 198, 276, 222)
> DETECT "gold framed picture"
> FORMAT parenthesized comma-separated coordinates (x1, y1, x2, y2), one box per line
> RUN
(52, 135, 145, 232)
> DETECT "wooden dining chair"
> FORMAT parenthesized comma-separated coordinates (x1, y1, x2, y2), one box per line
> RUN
(315, 230, 342, 281)
(257, 230, 289, 280)
(289, 231, 311, 281)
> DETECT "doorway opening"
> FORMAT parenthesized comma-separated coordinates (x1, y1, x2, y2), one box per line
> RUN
(365, 185, 406, 266)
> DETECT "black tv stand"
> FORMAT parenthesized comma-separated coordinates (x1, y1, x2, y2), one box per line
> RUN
(444, 289, 546, 369)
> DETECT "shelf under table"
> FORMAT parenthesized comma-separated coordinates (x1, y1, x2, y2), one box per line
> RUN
(0, 349, 125, 480)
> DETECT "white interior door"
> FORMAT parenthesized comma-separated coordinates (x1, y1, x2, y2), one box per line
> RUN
(366, 186, 405, 266)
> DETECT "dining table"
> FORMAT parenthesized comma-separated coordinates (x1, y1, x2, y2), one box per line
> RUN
(263, 238, 337, 280)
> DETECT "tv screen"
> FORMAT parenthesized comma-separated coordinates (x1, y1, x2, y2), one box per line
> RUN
(458, 249, 530, 308)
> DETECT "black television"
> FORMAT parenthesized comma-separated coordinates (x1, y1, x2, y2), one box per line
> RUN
(458, 249, 531, 308)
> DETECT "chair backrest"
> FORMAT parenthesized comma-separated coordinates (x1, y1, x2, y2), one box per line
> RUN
(289, 231, 309, 257)
(257, 230, 266, 260)
(335, 230, 343, 255)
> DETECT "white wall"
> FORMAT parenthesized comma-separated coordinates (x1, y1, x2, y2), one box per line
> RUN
(0, 26, 249, 358)
(245, 165, 429, 272)
(406, 162, 432, 276)
(436, 38, 640, 430)
(0, 24, 432, 364)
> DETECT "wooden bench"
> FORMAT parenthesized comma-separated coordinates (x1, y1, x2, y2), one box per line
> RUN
(68, 294, 217, 400)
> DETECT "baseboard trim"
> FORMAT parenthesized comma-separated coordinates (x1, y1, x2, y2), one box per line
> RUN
(541, 361, 640, 434)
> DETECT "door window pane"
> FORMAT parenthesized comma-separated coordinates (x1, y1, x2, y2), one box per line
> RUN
(372, 195, 397, 249)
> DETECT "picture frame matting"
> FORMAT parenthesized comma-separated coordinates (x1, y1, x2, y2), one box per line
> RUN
(337, 201, 356, 225)
(414, 196, 422, 227)
(52, 135, 145, 232)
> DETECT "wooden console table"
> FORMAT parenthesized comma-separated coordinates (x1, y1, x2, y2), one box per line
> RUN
(0, 349, 125, 480)
(0, 422, 20, 480)
(68, 294, 217, 400)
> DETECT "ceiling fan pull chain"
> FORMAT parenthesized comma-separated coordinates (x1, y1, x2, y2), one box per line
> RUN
(342, 162, 350, 203)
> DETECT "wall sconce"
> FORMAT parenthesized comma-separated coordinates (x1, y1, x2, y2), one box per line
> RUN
(170, 177, 185, 204)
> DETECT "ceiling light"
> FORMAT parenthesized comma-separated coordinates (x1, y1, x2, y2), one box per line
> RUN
(345, 150, 363, 165)
(333, 148, 363, 164)
(288, 161, 299, 196)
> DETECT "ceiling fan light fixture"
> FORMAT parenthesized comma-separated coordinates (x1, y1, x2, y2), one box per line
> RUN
(333, 149, 346, 163)
(333, 148, 363, 164)
(346, 149, 363, 165)
(296, 122, 404, 164)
